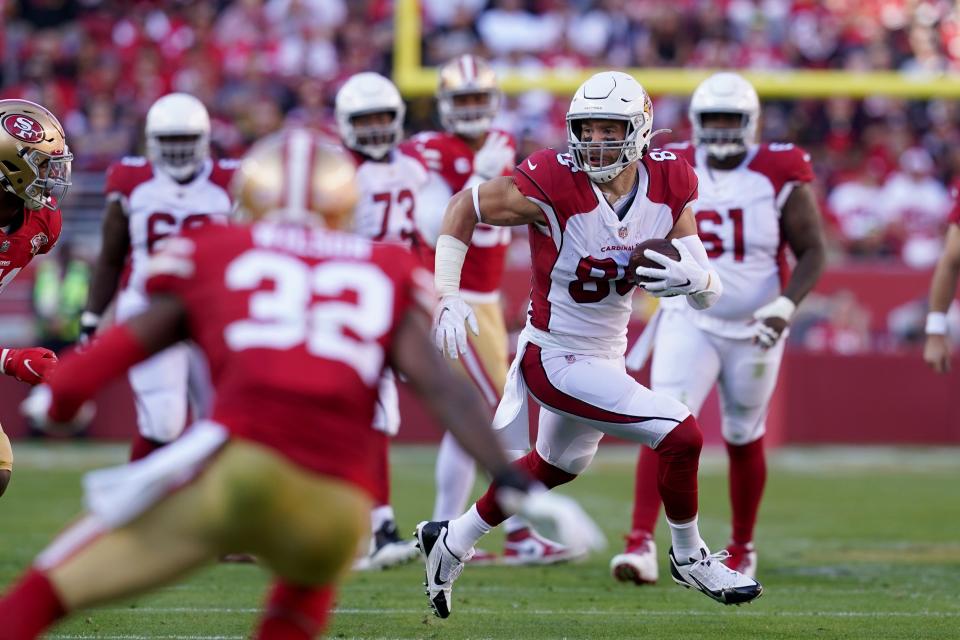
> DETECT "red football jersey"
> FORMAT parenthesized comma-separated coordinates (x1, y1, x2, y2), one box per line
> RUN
(0, 204, 61, 295)
(145, 222, 431, 497)
(948, 179, 960, 226)
(403, 131, 514, 296)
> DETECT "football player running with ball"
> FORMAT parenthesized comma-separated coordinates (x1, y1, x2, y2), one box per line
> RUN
(405, 54, 575, 565)
(0, 99, 72, 497)
(1, 130, 602, 640)
(612, 72, 826, 584)
(419, 71, 763, 620)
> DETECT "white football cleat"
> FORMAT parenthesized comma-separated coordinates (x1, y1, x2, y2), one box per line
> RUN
(610, 531, 658, 585)
(502, 527, 586, 565)
(669, 546, 763, 605)
(355, 519, 419, 571)
(723, 542, 757, 579)
(415, 521, 472, 618)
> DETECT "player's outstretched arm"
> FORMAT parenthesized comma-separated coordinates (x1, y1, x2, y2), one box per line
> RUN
(924, 223, 960, 373)
(43, 295, 188, 423)
(750, 183, 827, 348)
(433, 177, 545, 358)
(81, 200, 130, 340)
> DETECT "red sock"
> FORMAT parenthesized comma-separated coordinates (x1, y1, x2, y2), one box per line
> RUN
(129, 434, 167, 462)
(630, 445, 662, 534)
(253, 582, 334, 640)
(475, 450, 577, 526)
(654, 416, 703, 522)
(726, 437, 766, 545)
(0, 568, 67, 639)
(371, 435, 390, 506)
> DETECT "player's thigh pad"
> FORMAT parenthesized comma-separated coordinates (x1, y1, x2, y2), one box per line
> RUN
(520, 343, 690, 448)
(717, 337, 786, 445)
(448, 300, 509, 408)
(371, 369, 400, 436)
(651, 310, 723, 414)
(534, 409, 604, 475)
(128, 343, 191, 442)
(0, 421, 11, 471)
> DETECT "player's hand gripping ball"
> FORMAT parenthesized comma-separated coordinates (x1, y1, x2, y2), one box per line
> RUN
(628, 238, 681, 285)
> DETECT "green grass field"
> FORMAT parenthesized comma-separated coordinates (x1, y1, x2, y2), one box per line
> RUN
(1, 443, 959, 639)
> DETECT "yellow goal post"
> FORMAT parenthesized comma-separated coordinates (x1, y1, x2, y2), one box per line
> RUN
(393, 0, 960, 99)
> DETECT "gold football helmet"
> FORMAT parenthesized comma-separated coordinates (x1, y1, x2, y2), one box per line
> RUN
(0, 99, 72, 210)
(232, 128, 358, 230)
(437, 54, 501, 138)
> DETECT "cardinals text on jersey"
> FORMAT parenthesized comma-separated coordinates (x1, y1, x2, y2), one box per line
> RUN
(661, 141, 814, 336)
(145, 222, 430, 497)
(0, 205, 61, 295)
(514, 147, 697, 354)
(404, 131, 513, 295)
(105, 156, 237, 311)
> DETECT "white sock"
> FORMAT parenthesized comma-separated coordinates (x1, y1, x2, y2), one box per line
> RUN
(433, 432, 477, 521)
(445, 504, 492, 557)
(667, 515, 706, 562)
(371, 504, 395, 533)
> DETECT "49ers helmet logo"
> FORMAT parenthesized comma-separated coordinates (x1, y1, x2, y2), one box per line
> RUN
(2, 114, 45, 143)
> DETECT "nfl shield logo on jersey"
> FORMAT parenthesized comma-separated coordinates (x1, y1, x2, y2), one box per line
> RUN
(618, 227, 628, 239)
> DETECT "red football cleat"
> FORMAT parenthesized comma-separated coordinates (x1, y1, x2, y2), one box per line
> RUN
(722, 542, 757, 579)
(610, 530, 658, 585)
(502, 527, 585, 565)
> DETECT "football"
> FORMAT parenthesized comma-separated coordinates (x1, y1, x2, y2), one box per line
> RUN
(629, 238, 680, 284)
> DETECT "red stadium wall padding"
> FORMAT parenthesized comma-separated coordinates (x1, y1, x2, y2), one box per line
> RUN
(0, 349, 954, 444)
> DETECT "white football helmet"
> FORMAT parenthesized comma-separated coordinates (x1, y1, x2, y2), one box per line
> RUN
(689, 72, 760, 159)
(335, 72, 405, 160)
(437, 54, 501, 138)
(145, 93, 210, 182)
(566, 71, 654, 183)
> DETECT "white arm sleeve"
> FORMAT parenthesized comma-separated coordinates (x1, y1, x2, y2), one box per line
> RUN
(413, 173, 455, 249)
(435, 235, 469, 297)
(674, 234, 723, 310)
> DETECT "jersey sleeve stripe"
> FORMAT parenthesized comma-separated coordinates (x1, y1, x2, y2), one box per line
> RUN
(525, 196, 562, 250)
(775, 181, 799, 210)
(521, 344, 682, 426)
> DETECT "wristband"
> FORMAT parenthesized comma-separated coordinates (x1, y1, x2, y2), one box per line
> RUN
(434, 235, 469, 297)
(926, 311, 948, 336)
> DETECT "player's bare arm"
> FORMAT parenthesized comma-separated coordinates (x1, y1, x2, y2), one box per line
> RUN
(82, 199, 130, 339)
(751, 183, 827, 348)
(923, 223, 960, 373)
(433, 177, 544, 359)
(390, 308, 525, 488)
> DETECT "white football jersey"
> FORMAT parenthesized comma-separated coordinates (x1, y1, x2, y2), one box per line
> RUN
(514, 147, 697, 355)
(351, 148, 429, 246)
(659, 141, 815, 338)
(105, 157, 236, 319)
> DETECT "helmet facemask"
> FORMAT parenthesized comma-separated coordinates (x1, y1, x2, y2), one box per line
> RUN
(21, 146, 73, 209)
(439, 89, 500, 138)
(343, 109, 403, 160)
(566, 114, 646, 184)
(693, 110, 756, 159)
(147, 133, 209, 182)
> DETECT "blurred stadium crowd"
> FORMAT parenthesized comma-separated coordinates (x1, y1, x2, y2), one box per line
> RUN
(2, 0, 959, 352)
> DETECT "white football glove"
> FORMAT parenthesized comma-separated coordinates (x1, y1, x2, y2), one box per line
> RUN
(636, 239, 710, 298)
(433, 294, 479, 359)
(497, 487, 607, 554)
(471, 131, 514, 180)
(19, 384, 95, 436)
(752, 295, 796, 349)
